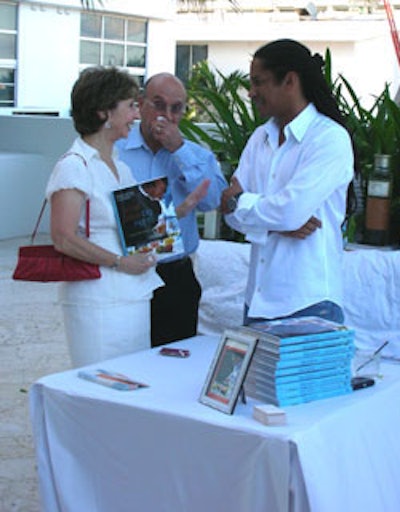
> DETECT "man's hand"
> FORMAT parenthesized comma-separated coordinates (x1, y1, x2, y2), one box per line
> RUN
(220, 176, 243, 214)
(152, 116, 183, 152)
(278, 216, 322, 239)
(176, 179, 211, 218)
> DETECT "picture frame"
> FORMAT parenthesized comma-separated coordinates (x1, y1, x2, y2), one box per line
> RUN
(199, 328, 259, 414)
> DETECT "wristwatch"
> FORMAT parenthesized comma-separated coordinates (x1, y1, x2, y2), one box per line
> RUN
(225, 192, 242, 214)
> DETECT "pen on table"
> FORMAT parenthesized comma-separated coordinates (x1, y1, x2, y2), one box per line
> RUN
(355, 340, 389, 372)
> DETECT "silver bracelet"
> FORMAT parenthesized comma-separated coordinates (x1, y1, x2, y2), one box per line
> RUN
(111, 254, 122, 270)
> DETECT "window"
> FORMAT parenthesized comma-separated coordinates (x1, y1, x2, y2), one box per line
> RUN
(0, 2, 17, 107)
(175, 44, 208, 85)
(80, 13, 147, 86)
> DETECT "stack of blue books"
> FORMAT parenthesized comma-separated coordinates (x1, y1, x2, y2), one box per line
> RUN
(242, 316, 355, 406)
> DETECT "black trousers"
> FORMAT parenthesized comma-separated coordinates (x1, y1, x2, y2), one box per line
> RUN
(151, 257, 202, 347)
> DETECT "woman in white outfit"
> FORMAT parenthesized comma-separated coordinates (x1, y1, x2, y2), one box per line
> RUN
(47, 67, 207, 367)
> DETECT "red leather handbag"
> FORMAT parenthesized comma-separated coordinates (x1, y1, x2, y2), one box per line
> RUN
(12, 199, 101, 282)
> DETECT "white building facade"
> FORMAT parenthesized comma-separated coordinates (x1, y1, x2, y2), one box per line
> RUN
(174, 1, 400, 108)
(0, 0, 177, 116)
(1, 0, 400, 116)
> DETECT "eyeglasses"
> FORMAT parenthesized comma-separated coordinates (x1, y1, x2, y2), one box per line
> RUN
(145, 99, 185, 115)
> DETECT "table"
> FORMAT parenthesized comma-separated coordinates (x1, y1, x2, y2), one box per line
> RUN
(30, 335, 400, 512)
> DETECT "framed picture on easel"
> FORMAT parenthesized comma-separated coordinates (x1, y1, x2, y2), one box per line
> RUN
(199, 329, 258, 414)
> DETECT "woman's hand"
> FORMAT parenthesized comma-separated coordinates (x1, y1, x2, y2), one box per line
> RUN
(119, 253, 157, 275)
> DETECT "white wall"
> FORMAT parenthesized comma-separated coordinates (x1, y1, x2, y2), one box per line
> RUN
(17, 4, 81, 115)
(0, 116, 76, 238)
(146, 19, 177, 76)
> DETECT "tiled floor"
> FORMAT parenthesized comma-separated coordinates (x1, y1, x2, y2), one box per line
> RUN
(0, 235, 72, 512)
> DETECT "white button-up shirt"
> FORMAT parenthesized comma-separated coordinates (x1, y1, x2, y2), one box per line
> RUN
(226, 103, 354, 319)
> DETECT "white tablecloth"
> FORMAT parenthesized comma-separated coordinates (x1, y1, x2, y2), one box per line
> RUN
(30, 335, 400, 512)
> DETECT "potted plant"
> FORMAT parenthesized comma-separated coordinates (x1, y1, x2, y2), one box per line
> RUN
(181, 61, 263, 172)
(329, 62, 400, 245)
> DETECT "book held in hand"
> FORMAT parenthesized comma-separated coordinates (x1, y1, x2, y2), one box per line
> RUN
(112, 176, 184, 261)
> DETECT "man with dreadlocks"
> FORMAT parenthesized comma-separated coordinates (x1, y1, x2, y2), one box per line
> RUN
(221, 39, 355, 325)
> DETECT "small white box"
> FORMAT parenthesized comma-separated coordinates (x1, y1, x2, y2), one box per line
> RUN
(253, 404, 287, 426)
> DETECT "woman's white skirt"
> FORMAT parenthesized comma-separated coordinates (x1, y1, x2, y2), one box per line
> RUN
(63, 296, 152, 368)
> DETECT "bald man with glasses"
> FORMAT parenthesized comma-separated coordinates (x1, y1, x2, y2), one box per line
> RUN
(116, 73, 227, 347)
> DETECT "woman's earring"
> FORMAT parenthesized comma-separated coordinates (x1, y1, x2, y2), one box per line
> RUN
(105, 120, 112, 129)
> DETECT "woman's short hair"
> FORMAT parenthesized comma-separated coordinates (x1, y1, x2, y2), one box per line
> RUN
(71, 66, 139, 135)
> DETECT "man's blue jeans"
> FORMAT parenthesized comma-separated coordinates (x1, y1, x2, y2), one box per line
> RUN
(243, 300, 344, 326)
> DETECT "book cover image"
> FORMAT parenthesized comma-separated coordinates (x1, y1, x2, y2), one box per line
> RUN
(112, 177, 184, 261)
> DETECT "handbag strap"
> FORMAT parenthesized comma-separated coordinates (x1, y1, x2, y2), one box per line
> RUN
(31, 152, 91, 244)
